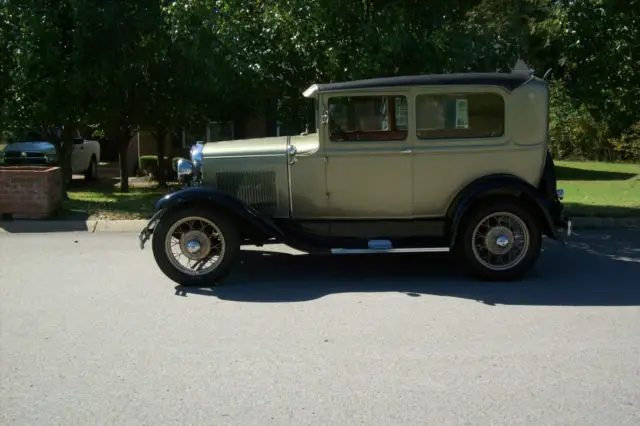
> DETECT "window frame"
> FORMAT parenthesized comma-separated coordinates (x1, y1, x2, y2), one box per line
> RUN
(324, 91, 411, 144)
(412, 87, 508, 145)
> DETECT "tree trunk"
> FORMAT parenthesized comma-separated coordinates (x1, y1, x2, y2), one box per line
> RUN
(154, 130, 167, 188)
(118, 137, 130, 193)
(47, 123, 74, 200)
(107, 126, 132, 193)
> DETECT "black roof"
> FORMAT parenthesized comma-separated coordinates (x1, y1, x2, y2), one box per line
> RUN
(303, 72, 533, 97)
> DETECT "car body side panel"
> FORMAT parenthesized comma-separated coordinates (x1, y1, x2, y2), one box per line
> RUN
(410, 79, 549, 217)
(200, 136, 290, 218)
(412, 143, 545, 217)
(288, 154, 328, 218)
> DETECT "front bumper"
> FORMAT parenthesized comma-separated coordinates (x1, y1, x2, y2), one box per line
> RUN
(138, 209, 165, 250)
(551, 188, 572, 237)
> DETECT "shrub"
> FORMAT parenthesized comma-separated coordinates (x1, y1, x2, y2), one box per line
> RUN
(549, 81, 639, 162)
(138, 155, 180, 181)
(610, 123, 640, 162)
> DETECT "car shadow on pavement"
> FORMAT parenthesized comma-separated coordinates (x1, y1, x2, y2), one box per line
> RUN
(175, 230, 640, 307)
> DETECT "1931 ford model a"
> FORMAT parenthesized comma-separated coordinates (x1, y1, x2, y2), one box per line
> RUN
(139, 67, 571, 286)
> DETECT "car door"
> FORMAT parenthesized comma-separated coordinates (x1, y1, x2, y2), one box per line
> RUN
(323, 92, 413, 219)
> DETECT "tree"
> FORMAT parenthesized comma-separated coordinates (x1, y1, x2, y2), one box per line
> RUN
(556, 0, 640, 137)
(72, 0, 162, 192)
(1, 0, 86, 194)
(141, 0, 234, 186)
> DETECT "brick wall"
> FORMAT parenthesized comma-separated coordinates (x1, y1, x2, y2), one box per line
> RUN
(0, 166, 63, 219)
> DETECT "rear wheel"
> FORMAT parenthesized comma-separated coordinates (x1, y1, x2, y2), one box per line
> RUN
(151, 207, 240, 286)
(456, 201, 542, 281)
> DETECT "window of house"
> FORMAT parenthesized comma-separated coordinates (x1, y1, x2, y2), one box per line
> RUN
(328, 95, 408, 142)
(415, 93, 504, 140)
(182, 126, 207, 148)
(208, 121, 234, 142)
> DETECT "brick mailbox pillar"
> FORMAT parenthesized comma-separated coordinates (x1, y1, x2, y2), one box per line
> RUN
(0, 166, 63, 219)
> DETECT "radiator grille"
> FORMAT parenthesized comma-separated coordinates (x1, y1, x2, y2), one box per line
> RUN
(214, 170, 279, 211)
(3, 152, 48, 165)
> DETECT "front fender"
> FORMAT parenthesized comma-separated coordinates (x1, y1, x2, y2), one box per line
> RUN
(154, 187, 284, 239)
(447, 174, 562, 247)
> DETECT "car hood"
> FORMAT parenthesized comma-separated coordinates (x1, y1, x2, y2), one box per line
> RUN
(202, 134, 319, 159)
(3, 141, 56, 153)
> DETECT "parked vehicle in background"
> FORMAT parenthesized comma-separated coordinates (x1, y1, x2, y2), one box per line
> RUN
(0, 135, 100, 181)
(139, 62, 571, 287)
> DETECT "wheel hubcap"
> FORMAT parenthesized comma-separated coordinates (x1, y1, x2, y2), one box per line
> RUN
(179, 230, 212, 261)
(165, 217, 226, 276)
(186, 239, 201, 254)
(471, 212, 530, 271)
(495, 235, 510, 248)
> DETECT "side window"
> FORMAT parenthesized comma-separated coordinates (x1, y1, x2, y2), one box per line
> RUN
(415, 93, 504, 139)
(328, 95, 408, 141)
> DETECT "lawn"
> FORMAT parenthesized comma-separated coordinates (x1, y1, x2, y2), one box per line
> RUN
(58, 179, 172, 220)
(51, 160, 639, 220)
(556, 161, 640, 217)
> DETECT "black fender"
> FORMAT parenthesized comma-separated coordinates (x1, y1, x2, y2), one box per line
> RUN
(446, 174, 562, 247)
(154, 187, 285, 240)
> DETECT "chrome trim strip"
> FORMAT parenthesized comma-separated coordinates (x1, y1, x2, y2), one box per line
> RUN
(286, 135, 294, 216)
(330, 247, 449, 254)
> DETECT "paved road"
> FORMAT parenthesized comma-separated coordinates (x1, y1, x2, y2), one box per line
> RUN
(1, 230, 639, 425)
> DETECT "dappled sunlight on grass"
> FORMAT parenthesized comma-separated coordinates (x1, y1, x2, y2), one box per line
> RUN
(60, 179, 173, 220)
(556, 161, 640, 217)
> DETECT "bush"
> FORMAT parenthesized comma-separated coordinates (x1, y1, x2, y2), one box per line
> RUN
(549, 81, 639, 162)
(609, 123, 640, 162)
(138, 155, 180, 181)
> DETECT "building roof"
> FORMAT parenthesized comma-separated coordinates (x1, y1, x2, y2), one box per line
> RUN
(302, 72, 533, 98)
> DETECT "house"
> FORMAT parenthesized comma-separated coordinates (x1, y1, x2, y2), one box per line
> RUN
(100, 99, 281, 174)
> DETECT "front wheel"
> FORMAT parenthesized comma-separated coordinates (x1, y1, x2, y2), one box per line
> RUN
(151, 207, 240, 286)
(456, 201, 542, 281)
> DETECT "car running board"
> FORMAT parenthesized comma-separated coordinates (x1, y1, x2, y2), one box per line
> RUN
(330, 240, 449, 255)
(330, 247, 450, 255)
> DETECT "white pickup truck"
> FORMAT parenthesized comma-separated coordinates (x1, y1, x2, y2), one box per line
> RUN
(0, 137, 101, 181)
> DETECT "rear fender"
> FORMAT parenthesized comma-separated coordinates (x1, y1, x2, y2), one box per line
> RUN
(447, 174, 561, 247)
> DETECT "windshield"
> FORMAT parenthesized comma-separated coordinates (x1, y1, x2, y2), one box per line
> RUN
(302, 96, 319, 134)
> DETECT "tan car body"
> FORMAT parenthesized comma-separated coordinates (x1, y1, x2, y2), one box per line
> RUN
(200, 75, 550, 226)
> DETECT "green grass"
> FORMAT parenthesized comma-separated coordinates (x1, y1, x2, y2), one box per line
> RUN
(51, 160, 639, 220)
(556, 161, 640, 217)
(57, 179, 171, 220)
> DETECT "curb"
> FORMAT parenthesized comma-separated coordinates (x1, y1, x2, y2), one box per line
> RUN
(0, 219, 148, 234)
(1, 217, 639, 234)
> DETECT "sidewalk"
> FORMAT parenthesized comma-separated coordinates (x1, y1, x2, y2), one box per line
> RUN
(1, 217, 639, 234)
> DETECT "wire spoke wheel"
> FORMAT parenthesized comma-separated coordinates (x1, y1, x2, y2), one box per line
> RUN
(164, 216, 226, 276)
(471, 211, 530, 272)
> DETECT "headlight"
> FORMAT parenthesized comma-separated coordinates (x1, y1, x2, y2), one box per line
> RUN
(176, 158, 194, 177)
(190, 142, 204, 169)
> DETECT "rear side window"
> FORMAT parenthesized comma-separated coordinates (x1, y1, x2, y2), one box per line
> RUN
(328, 95, 408, 142)
(415, 93, 505, 139)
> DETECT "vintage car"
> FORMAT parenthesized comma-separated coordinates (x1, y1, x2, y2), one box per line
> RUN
(139, 67, 571, 286)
